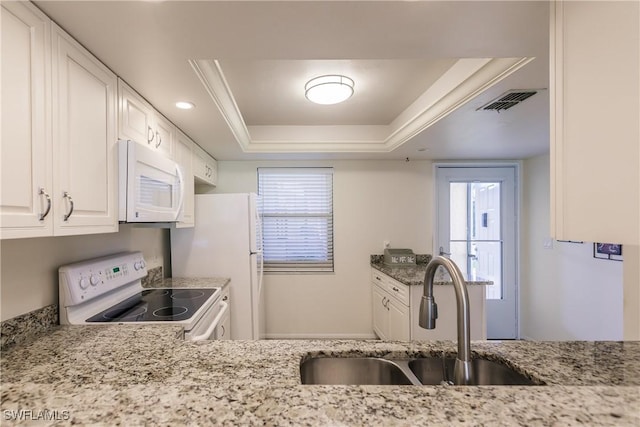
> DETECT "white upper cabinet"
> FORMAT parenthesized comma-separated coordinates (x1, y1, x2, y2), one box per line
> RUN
(550, 1, 640, 245)
(118, 80, 154, 148)
(1, 2, 53, 239)
(1, 3, 118, 239)
(193, 143, 218, 187)
(51, 23, 118, 236)
(175, 130, 195, 228)
(118, 79, 174, 158)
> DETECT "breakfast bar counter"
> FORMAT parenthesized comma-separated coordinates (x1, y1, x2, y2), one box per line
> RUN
(1, 326, 638, 426)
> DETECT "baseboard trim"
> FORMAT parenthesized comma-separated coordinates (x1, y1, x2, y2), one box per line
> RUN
(263, 333, 378, 340)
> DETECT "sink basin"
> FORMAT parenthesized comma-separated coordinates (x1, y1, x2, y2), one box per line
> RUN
(300, 357, 414, 385)
(300, 355, 544, 386)
(409, 357, 540, 386)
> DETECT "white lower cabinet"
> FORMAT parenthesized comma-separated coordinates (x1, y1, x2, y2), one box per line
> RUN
(372, 275, 410, 341)
(371, 268, 487, 341)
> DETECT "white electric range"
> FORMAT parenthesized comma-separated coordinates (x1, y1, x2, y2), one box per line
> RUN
(58, 252, 228, 340)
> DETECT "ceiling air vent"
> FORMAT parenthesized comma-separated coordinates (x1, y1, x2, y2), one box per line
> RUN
(477, 89, 538, 112)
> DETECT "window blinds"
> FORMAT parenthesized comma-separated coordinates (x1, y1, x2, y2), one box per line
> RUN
(258, 168, 334, 273)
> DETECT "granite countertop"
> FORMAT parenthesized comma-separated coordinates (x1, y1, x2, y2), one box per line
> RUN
(1, 326, 638, 426)
(144, 276, 231, 289)
(371, 259, 492, 287)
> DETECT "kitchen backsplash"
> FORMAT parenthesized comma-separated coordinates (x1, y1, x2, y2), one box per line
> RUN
(0, 304, 58, 351)
(142, 266, 163, 287)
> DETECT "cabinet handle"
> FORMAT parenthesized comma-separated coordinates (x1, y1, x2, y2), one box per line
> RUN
(375, 276, 381, 281)
(222, 295, 228, 302)
(381, 296, 387, 307)
(220, 325, 225, 338)
(38, 188, 52, 221)
(392, 286, 399, 292)
(63, 192, 74, 221)
(147, 126, 155, 144)
(155, 131, 162, 148)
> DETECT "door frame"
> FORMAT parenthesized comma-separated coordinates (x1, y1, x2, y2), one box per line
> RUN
(433, 162, 521, 339)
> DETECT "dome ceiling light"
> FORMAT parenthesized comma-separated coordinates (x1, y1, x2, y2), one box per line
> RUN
(304, 74, 355, 105)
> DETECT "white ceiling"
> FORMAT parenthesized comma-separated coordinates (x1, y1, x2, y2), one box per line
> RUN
(34, 1, 550, 161)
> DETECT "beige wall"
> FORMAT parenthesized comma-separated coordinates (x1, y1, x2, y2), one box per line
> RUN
(210, 159, 433, 338)
(1, 225, 169, 321)
(521, 154, 624, 340)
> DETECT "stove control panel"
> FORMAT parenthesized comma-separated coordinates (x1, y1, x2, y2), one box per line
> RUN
(59, 251, 148, 307)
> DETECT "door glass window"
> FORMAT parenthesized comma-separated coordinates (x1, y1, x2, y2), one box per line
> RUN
(449, 182, 503, 300)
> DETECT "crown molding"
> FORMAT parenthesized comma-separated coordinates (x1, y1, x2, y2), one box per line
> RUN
(192, 57, 534, 154)
(189, 59, 252, 149)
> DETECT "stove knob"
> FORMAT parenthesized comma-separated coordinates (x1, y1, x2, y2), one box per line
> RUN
(134, 260, 146, 271)
(79, 278, 89, 290)
(90, 275, 100, 286)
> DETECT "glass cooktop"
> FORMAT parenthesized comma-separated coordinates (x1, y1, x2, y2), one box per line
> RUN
(86, 288, 218, 323)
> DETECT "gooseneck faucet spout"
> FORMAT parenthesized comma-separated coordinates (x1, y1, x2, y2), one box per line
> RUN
(419, 256, 473, 385)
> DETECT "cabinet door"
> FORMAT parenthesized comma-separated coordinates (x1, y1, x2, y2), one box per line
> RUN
(372, 283, 388, 339)
(387, 297, 410, 341)
(52, 24, 118, 236)
(152, 114, 174, 159)
(175, 130, 195, 228)
(0, 2, 52, 239)
(118, 80, 154, 147)
(192, 144, 217, 186)
(551, 2, 640, 244)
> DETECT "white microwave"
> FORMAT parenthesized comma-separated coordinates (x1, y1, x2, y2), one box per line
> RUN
(118, 140, 184, 223)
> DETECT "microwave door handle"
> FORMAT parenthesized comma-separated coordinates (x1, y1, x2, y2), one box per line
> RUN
(175, 164, 185, 220)
(189, 301, 229, 341)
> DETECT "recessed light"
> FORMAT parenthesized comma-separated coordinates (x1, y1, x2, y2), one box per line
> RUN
(175, 101, 195, 110)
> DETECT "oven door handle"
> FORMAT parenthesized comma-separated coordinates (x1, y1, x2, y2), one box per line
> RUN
(190, 300, 229, 341)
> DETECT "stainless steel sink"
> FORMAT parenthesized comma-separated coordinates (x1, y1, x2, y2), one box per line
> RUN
(409, 357, 540, 386)
(300, 357, 415, 385)
(300, 356, 544, 386)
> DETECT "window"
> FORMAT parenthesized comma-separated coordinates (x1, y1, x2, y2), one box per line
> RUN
(258, 168, 334, 273)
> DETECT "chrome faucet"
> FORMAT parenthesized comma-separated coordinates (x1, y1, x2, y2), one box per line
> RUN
(419, 256, 473, 385)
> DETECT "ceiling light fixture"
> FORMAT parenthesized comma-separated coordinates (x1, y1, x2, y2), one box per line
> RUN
(175, 101, 195, 110)
(305, 75, 354, 105)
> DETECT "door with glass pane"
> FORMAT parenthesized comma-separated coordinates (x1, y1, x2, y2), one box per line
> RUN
(435, 166, 517, 339)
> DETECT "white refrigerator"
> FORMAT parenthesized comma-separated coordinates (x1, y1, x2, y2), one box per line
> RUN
(171, 193, 264, 340)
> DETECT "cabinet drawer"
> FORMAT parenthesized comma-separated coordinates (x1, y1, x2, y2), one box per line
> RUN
(371, 269, 409, 306)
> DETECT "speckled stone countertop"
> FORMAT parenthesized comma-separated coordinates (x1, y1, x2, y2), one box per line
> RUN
(1, 326, 638, 426)
(143, 276, 231, 289)
(371, 258, 492, 287)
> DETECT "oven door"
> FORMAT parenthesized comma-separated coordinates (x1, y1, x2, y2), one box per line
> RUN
(119, 140, 184, 222)
(184, 296, 230, 341)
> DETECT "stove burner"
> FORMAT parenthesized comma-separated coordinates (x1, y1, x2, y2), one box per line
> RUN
(153, 306, 188, 318)
(103, 305, 148, 320)
(171, 290, 205, 300)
